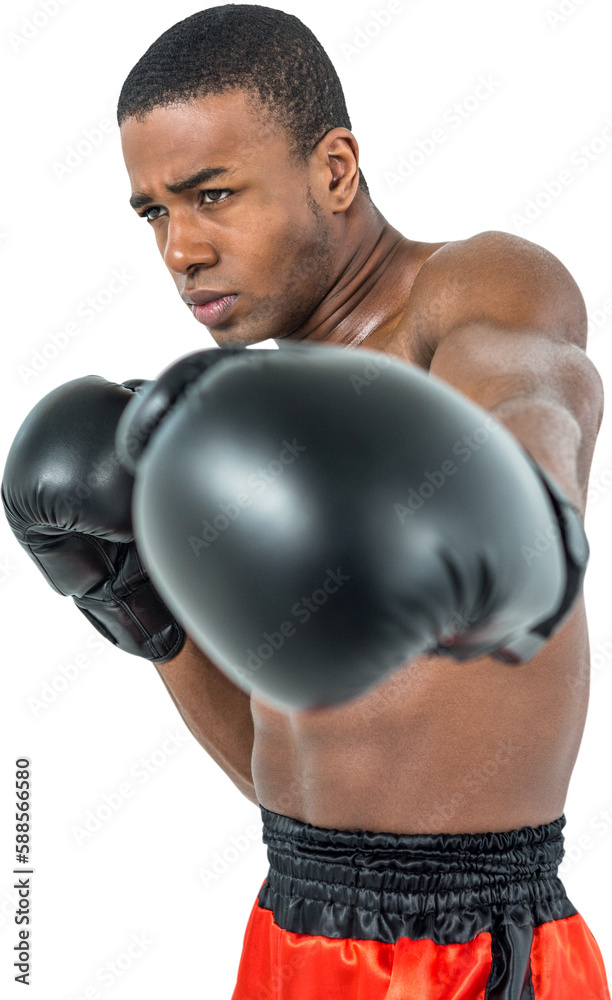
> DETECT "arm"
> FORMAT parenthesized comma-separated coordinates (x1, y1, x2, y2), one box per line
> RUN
(407, 231, 604, 514)
(155, 633, 259, 805)
(430, 325, 601, 515)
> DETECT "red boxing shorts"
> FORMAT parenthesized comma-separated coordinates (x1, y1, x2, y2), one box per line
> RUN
(231, 806, 610, 1000)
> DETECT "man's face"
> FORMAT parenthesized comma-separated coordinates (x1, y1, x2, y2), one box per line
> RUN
(120, 90, 337, 346)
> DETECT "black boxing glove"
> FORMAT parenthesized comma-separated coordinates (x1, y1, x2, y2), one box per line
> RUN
(2, 376, 186, 663)
(115, 344, 588, 709)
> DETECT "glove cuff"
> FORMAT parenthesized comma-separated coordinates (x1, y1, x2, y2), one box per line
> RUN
(490, 454, 589, 663)
(72, 540, 187, 663)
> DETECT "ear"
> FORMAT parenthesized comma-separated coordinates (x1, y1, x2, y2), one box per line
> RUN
(310, 128, 361, 213)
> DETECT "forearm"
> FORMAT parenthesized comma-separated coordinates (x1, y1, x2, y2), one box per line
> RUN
(488, 394, 584, 514)
(155, 634, 259, 805)
(429, 324, 603, 519)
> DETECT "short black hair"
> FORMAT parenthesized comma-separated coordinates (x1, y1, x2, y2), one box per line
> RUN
(116, 4, 370, 199)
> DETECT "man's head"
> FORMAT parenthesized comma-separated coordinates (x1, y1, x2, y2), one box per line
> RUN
(117, 5, 374, 347)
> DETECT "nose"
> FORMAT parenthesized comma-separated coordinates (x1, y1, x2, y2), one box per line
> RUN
(162, 213, 219, 274)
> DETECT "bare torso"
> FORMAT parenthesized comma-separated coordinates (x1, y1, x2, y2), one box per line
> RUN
(249, 234, 593, 835)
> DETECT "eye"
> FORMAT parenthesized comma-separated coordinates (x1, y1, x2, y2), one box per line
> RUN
(200, 189, 231, 205)
(138, 205, 166, 222)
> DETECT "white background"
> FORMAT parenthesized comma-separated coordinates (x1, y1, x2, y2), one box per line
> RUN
(1, 0, 611, 995)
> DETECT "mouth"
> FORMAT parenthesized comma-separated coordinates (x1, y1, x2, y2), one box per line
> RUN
(187, 293, 238, 327)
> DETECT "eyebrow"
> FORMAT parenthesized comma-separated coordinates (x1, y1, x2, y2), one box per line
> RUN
(129, 166, 232, 210)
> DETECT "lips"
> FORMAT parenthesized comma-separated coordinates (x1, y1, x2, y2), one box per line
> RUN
(190, 294, 237, 327)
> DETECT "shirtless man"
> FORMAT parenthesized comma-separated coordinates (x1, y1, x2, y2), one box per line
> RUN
(3, 4, 609, 997)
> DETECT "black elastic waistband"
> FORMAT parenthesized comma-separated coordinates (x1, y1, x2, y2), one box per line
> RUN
(257, 805, 576, 945)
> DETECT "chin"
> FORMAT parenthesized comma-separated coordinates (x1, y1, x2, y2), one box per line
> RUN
(208, 329, 249, 349)
(210, 327, 276, 350)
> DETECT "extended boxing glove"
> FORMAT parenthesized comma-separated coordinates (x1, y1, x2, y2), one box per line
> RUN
(115, 344, 588, 709)
(2, 376, 186, 663)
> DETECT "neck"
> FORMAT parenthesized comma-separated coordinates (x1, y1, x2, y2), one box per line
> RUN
(275, 199, 407, 348)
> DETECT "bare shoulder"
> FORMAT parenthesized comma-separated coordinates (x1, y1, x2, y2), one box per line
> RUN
(402, 230, 588, 365)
